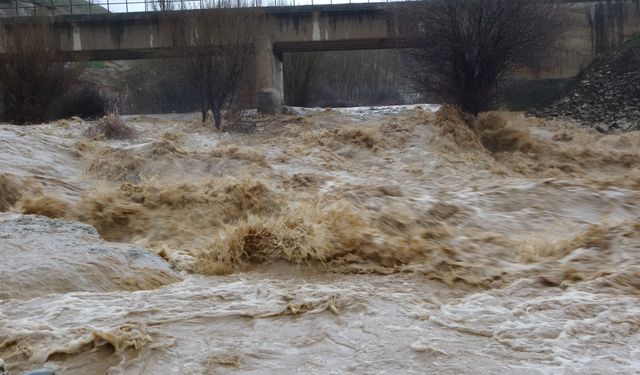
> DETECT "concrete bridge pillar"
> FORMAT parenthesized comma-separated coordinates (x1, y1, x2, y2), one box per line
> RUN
(255, 39, 283, 114)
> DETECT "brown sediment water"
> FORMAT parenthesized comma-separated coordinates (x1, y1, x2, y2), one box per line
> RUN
(1, 106, 640, 374)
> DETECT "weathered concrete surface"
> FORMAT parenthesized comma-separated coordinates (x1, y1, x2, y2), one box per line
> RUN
(539, 0, 640, 78)
(0, 213, 181, 300)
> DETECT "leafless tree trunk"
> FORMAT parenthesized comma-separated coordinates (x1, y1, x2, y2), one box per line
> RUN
(167, 2, 259, 130)
(395, 0, 564, 115)
(0, 21, 83, 124)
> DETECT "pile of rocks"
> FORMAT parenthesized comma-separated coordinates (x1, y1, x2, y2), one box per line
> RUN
(533, 37, 640, 132)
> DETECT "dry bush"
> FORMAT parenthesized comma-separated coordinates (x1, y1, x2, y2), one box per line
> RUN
(0, 21, 83, 124)
(85, 113, 136, 140)
(396, 0, 564, 115)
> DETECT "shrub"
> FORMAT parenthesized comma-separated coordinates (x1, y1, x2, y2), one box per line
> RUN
(85, 113, 136, 140)
(397, 0, 564, 115)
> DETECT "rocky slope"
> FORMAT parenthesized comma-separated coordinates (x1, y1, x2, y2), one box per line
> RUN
(533, 36, 640, 132)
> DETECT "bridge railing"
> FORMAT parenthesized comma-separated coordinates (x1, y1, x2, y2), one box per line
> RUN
(0, 0, 405, 16)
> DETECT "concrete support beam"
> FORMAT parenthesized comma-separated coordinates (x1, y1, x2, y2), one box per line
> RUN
(255, 39, 283, 114)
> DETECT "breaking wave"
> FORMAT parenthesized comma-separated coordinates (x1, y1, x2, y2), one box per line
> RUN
(2, 107, 640, 373)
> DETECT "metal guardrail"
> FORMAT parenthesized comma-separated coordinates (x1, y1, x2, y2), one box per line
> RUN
(0, 0, 401, 16)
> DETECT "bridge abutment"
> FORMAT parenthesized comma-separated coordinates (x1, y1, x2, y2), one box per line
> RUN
(255, 39, 283, 114)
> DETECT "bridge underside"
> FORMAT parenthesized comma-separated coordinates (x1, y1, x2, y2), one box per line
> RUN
(61, 38, 411, 61)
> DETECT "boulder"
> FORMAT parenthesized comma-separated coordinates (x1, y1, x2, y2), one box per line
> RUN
(0, 213, 180, 300)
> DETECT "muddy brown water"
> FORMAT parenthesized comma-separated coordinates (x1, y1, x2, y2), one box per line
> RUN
(1, 106, 640, 374)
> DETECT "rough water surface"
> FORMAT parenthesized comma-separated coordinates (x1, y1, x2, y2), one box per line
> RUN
(1, 106, 639, 374)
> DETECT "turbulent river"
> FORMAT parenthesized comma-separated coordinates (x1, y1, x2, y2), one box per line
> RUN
(1, 105, 639, 374)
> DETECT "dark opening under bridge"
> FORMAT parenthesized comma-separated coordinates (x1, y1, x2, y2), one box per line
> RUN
(1, 0, 639, 113)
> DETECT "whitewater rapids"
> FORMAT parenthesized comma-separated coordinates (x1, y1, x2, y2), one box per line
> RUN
(1, 105, 640, 374)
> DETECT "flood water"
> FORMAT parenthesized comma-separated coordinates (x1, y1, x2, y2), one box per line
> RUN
(1, 105, 639, 374)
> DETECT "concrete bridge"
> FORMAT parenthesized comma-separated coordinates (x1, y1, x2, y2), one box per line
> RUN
(2, 1, 639, 112)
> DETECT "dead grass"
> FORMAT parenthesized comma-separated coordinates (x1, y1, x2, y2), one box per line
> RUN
(85, 114, 136, 140)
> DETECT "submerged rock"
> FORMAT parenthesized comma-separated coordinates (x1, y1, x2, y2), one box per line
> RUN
(0, 213, 180, 300)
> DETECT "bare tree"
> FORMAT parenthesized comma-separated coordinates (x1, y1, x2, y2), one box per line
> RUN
(167, 2, 259, 129)
(0, 21, 82, 124)
(396, 0, 564, 115)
